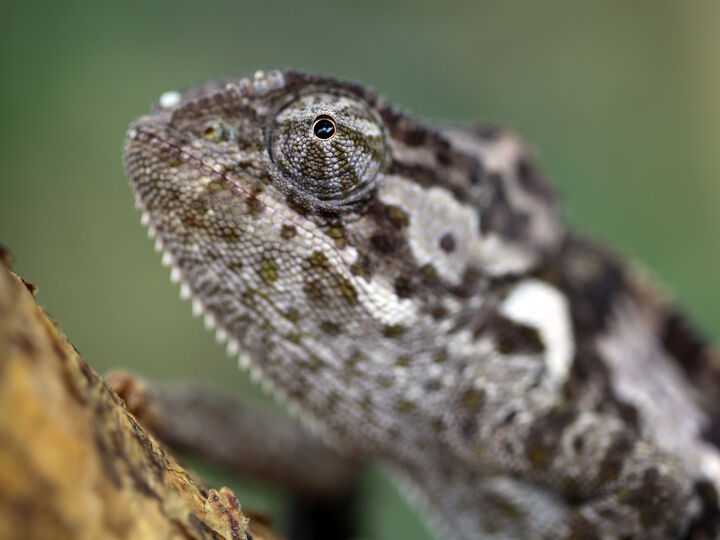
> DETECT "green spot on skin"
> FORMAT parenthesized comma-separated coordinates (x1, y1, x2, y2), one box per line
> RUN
(387, 205, 410, 227)
(431, 305, 448, 320)
(303, 280, 324, 301)
(349, 262, 370, 280)
(395, 355, 412, 367)
(474, 445, 489, 459)
(221, 226, 240, 241)
(337, 277, 358, 304)
(259, 257, 278, 282)
(319, 320, 343, 335)
(179, 212, 204, 228)
(527, 446, 550, 468)
(433, 349, 448, 363)
(327, 225, 345, 240)
(495, 499, 521, 520)
(246, 196, 264, 217)
(280, 224, 297, 239)
(284, 308, 301, 322)
(383, 324, 406, 338)
(421, 263, 439, 285)
(189, 198, 207, 212)
(207, 180, 223, 193)
(395, 399, 415, 414)
(327, 225, 346, 248)
(307, 250, 329, 268)
(461, 388, 485, 410)
(216, 186, 233, 201)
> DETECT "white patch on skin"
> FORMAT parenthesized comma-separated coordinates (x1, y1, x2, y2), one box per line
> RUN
(598, 300, 720, 491)
(475, 135, 524, 177)
(699, 447, 720, 490)
(379, 176, 534, 283)
(440, 127, 561, 250)
(499, 279, 574, 383)
(391, 141, 439, 168)
(356, 276, 419, 326)
(439, 126, 523, 177)
(480, 233, 537, 276)
(158, 90, 181, 109)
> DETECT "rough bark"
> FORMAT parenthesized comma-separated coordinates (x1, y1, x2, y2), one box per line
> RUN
(106, 374, 358, 498)
(0, 256, 282, 540)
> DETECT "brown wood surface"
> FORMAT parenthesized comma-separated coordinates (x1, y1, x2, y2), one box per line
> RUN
(0, 257, 282, 540)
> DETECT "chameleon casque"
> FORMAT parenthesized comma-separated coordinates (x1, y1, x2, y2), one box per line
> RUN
(124, 70, 720, 539)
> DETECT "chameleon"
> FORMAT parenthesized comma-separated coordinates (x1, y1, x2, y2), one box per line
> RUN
(124, 70, 720, 539)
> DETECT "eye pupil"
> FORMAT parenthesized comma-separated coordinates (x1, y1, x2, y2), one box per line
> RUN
(313, 117, 336, 140)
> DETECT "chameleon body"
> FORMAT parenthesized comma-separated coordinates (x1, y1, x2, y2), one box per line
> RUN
(124, 70, 720, 539)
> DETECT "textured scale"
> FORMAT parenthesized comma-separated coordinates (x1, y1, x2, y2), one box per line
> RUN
(124, 70, 720, 539)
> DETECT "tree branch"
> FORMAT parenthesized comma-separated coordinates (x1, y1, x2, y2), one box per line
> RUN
(0, 256, 282, 540)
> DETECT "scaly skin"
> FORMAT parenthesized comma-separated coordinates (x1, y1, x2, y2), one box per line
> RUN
(124, 70, 720, 539)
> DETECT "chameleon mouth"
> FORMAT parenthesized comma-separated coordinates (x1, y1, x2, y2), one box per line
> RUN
(124, 118, 266, 377)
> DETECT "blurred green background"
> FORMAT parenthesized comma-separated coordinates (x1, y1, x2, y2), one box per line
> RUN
(2, 1, 719, 538)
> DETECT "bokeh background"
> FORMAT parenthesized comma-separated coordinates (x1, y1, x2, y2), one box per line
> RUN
(2, 2, 720, 538)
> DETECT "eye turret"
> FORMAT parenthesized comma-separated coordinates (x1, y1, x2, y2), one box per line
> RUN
(268, 93, 387, 213)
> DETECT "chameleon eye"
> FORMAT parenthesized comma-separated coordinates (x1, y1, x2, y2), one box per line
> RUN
(269, 93, 387, 212)
(312, 116, 336, 140)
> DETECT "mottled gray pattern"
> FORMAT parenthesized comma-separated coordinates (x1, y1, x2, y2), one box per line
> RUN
(125, 70, 720, 539)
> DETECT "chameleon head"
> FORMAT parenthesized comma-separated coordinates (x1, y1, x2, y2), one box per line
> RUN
(124, 70, 562, 446)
